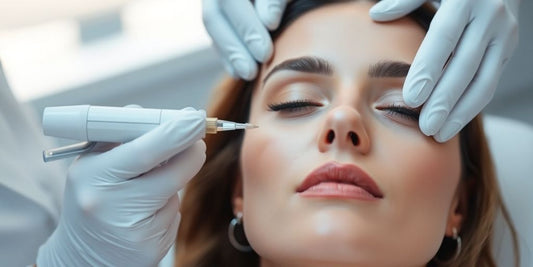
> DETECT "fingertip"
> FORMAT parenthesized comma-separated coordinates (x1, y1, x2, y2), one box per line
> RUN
(434, 132, 453, 143)
(434, 121, 463, 143)
(260, 8, 282, 30)
(420, 109, 448, 136)
(220, 58, 238, 78)
(259, 42, 274, 63)
(403, 79, 431, 108)
(249, 38, 273, 63)
(369, 0, 400, 21)
(233, 59, 258, 80)
(256, 0, 285, 30)
(369, 0, 425, 21)
(196, 140, 207, 154)
(403, 90, 420, 108)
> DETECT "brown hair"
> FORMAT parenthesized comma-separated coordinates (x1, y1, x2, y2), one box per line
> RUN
(176, 1, 519, 266)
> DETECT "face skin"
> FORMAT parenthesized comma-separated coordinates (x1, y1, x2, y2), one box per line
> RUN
(236, 2, 464, 266)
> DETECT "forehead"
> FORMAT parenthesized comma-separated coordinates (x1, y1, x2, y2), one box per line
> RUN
(263, 1, 426, 77)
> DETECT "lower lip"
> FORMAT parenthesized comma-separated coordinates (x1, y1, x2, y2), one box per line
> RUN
(298, 182, 379, 201)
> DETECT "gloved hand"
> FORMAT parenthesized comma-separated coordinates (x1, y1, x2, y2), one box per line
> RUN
(36, 107, 207, 266)
(202, 0, 288, 80)
(370, 0, 519, 142)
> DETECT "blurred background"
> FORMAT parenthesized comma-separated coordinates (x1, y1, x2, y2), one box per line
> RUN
(0, 0, 532, 127)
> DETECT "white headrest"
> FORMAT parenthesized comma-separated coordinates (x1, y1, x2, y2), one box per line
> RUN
(484, 115, 533, 267)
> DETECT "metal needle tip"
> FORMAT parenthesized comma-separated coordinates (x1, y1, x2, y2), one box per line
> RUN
(235, 123, 258, 130)
(245, 123, 258, 129)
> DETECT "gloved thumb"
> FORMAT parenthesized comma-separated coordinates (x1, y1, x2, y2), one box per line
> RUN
(369, 0, 426, 21)
(255, 0, 289, 30)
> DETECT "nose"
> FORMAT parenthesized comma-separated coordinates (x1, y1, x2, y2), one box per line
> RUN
(318, 106, 370, 155)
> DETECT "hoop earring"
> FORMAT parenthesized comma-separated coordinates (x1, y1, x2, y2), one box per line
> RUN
(433, 227, 462, 264)
(228, 212, 252, 252)
(452, 227, 462, 260)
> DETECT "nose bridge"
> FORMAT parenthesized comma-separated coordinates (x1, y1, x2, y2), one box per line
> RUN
(318, 105, 370, 154)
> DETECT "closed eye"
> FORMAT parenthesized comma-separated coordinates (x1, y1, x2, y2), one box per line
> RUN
(377, 104, 420, 121)
(268, 99, 322, 112)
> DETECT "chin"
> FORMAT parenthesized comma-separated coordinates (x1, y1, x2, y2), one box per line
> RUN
(253, 211, 380, 264)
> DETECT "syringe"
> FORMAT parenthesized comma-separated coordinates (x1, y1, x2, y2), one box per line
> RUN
(42, 105, 257, 161)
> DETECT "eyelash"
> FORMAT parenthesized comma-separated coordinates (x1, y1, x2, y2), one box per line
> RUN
(378, 104, 420, 121)
(268, 101, 419, 121)
(268, 100, 323, 113)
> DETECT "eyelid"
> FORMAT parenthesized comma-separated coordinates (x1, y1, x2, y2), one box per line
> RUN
(267, 99, 325, 118)
(268, 99, 323, 111)
(375, 103, 420, 123)
(264, 81, 330, 108)
(383, 104, 419, 116)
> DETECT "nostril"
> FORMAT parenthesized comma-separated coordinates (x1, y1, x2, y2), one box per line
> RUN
(349, 131, 359, 146)
(326, 130, 335, 143)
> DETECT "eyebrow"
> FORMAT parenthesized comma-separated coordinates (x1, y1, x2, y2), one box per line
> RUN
(262, 56, 411, 84)
(263, 56, 333, 84)
(368, 60, 411, 78)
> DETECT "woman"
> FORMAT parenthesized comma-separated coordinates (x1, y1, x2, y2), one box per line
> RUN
(176, 0, 519, 266)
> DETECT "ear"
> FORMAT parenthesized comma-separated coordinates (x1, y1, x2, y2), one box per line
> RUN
(231, 174, 244, 217)
(445, 181, 468, 236)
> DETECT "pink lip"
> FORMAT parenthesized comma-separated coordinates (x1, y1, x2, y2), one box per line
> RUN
(296, 162, 383, 200)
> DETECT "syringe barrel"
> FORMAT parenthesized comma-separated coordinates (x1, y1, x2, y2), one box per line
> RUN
(43, 105, 185, 142)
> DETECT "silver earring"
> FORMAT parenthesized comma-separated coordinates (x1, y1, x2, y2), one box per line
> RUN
(228, 212, 252, 252)
(452, 227, 462, 260)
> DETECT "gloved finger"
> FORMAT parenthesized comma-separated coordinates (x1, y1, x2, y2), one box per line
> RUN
(369, 0, 426, 21)
(212, 42, 238, 78)
(418, 21, 487, 136)
(159, 196, 182, 253)
(96, 109, 206, 181)
(434, 42, 506, 142)
(496, 17, 519, 68)
(161, 212, 181, 253)
(127, 140, 206, 200)
(151, 194, 180, 234)
(203, 0, 259, 80)
(403, 0, 469, 108)
(255, 0, 288, 30)
(145, 194, 181, 261)
(128, 194, 180, 249)
(221, 0, 274, 62)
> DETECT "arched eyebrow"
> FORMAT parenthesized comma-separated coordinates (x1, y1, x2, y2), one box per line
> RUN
(368, 60, 411, 78)
(263, 56, 411, 84)
(263, 56, 333, 84)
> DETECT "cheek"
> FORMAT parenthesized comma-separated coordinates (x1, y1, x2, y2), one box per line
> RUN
(239, 122, 294, 253)
(239, 108, 324, 256)
(372, 126, 462, 259)
(240, 118, 315, 206)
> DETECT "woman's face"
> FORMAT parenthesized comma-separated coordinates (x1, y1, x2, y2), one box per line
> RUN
(238, 2, 462, 266)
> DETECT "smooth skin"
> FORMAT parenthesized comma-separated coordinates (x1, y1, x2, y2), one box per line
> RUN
(234, 2, 465, 266)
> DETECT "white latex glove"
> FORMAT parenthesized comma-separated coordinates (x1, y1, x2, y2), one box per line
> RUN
(202, 0, 289, 80)
(36, 107, 207, 266)
(370, 0, 520, 142)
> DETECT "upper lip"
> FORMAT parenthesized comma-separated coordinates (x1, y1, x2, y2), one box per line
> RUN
(296, 162, 383, 198)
